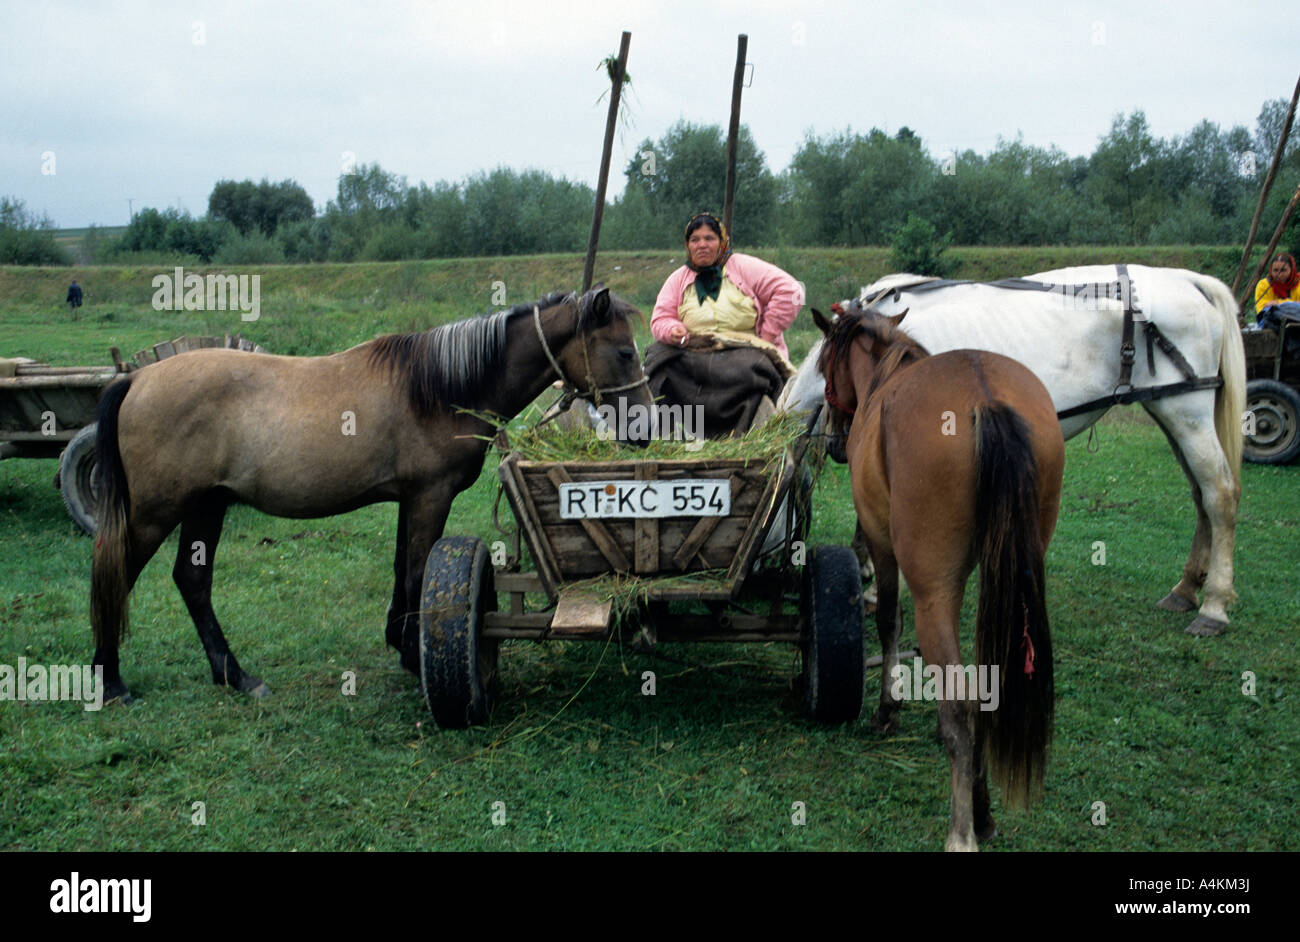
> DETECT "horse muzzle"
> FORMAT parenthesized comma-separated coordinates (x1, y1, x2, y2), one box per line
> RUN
(825, 431, 848, 464)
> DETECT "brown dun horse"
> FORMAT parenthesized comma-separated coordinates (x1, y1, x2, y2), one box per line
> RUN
(91, 286, 652, 704)
(815, 302, 1065, 851)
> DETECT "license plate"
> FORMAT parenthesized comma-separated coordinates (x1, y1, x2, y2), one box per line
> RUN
(559, 479, 731, 519)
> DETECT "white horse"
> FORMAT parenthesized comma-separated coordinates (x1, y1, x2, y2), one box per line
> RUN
(790, 265, 1245, 636)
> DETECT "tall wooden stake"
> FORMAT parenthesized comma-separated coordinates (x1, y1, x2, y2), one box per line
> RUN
(583, 31, 631, 293)
(723, 34, 748, 237)
(1231, 70, 1300, 301)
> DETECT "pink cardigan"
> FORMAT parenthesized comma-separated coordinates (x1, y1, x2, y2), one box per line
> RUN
(651, 252, 804, 359)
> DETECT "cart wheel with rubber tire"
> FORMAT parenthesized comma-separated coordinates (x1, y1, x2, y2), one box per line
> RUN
(801, 544, 865, 724)
(1244, 378, 1300, 465)
(419, 536, 499, 728)
(58, 423, 99, 535)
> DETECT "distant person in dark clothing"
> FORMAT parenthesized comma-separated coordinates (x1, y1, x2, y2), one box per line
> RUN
(66, 280, 83, 310)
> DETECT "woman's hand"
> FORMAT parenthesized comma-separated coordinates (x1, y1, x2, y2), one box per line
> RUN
(666, 322, 689, 345)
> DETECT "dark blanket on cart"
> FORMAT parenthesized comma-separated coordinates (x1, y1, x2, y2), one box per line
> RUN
(643, 337, 792, 439)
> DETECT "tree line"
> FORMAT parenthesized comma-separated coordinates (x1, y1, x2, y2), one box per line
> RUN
(4, 99, 1297, 267)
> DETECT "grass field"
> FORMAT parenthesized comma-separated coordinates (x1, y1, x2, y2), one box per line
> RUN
(1, 251, 1296, 851)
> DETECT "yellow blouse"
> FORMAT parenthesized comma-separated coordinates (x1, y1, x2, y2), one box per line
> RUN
(1256, 277, 1300, 313)
(679, 276, 779, 354)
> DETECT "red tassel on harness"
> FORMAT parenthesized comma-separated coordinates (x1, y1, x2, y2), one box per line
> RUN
(1021, 604, 1036, 678)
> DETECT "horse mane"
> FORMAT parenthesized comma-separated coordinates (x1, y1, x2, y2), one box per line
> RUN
(825, 305, 931, 403)
(368, 290, 574, 416)
(860, 273, 942, 298)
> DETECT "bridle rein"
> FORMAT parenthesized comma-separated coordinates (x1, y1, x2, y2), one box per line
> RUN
(822, 303, 859, 418)
(532, 299, 649, 422)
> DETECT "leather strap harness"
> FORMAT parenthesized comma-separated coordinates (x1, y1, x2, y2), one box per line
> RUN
(1055, 264, 1222, 419)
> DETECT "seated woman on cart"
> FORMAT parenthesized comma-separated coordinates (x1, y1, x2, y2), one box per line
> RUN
(1256, 252, 1300, 325)
(645, 212, 803, 438)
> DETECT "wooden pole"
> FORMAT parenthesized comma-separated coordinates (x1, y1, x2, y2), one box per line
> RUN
(1231, 70, 1300, 299)
(722, 34, 748, 237)
(1238, 180, 1300, 314)
(582, 31, 631, 293)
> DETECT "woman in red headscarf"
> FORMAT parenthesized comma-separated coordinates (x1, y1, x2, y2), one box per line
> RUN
(1255, 252, 1300, 320)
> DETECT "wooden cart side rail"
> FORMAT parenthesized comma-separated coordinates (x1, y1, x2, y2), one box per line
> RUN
(5, 365, 120, 377)
(0, 374, 119, 389)
(483, 610, 800, 642)
(497, 452, 562, 602)
(724, 405, 821, 592)
(725, 451, 801, 593)
(0, 429, 80, 443)
(515, 456, 771, 474)
(491, 567, 735, 604)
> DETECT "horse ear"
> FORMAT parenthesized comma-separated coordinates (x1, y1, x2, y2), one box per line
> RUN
(889, 307, 909, 326)
(811, 307, 833, 336)
(588, 285, 612, 326)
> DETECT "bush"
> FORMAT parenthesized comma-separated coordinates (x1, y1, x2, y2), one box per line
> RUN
(278, 218, 333, 263)
(361, 222, 426, 261)
(0, 197, 70, 265)
(889, 213, 957, 277)
(212, 229, 285, 265)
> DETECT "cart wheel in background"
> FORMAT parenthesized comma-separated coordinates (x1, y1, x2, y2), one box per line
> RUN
(58, 423, 99, 535)
(419, 536, 499, 728)
(801, 544, 865, 724)
(1244, 379, 1300, 465)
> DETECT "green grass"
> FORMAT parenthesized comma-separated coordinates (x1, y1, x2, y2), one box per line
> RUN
(1, 252, 1296, 851)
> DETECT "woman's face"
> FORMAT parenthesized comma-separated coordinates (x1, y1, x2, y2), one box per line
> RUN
(687, 226, 722, 268)
(1271, 257, 1294, 282)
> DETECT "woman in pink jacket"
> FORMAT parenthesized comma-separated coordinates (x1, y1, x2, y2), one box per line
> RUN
(651, 213, 803, 364)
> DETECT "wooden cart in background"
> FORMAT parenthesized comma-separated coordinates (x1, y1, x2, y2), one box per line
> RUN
(0, 335, 266, 532)
(1243, 321, 1300, 464)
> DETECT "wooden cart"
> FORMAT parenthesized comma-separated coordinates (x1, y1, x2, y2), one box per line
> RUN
(415, 409, 866, 729)
(0, 335, 266, 532)
(1243, 321, 1300, 464)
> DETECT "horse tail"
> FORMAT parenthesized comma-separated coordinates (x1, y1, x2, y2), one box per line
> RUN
(972, 403, 1053, 810)
(91, 377, 133, 650)
(1191, 273, 1246, 493)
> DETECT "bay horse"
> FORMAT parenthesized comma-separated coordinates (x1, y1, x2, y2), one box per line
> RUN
(90, 286, 652, 704)
(814, 303, 1065, 851)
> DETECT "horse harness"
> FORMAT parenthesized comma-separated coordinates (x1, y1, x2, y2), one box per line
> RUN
(1054, 264, 1223, 418)
(859, 267, 1223, 421)
(532, 301, 650, 425)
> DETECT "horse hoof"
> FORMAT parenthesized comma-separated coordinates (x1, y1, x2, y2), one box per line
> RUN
(105, 690, 133, 707)
(870, 706, 899, 735)
(977, 819, 998, 843)
(1185, 615, 1227, 637)
(1157, 591, 1197, 613)
(944, 834, 979, 852)
(249, 682, 272, 699)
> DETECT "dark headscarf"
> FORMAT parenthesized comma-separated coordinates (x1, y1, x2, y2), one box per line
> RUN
(1268, 253, 1299, 300)
(684, 212, 732, 304)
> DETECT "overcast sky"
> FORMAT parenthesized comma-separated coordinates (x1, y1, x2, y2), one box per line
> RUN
(4, 0, 1298, 229)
